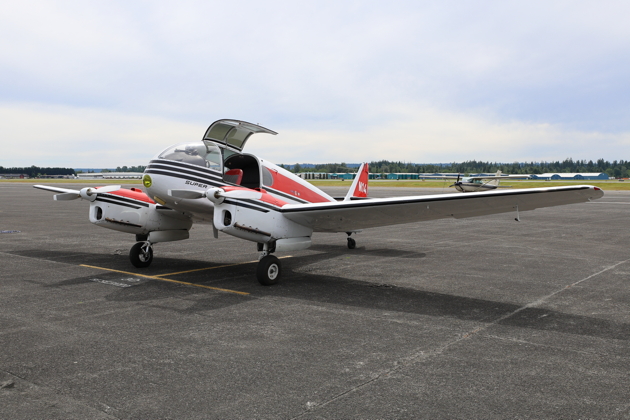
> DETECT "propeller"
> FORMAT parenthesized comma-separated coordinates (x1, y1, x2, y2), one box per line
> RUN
(54, 185, 121, 201)
(448, 173, 461, 188)
(168, 187, 263, 204)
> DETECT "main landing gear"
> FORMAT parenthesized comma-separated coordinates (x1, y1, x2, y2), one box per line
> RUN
(130, 241, 153, 268)
(346, 232, 356, 249)
(256, 242, 281, 286)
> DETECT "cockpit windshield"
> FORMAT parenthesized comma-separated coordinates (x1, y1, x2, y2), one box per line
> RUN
(158, 142, 222, 171)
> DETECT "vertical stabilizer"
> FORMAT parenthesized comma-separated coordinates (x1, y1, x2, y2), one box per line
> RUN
(344, 163, 369, 201)
(487, 170, 502, 187)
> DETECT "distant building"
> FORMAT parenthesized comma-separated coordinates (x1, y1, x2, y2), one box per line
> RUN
(76, 172, 142, 180)
(39, 175, 75, 179)
(0, 173, 28, 179)
(297, 172, 331, 180)
(530, 173, 609, 180)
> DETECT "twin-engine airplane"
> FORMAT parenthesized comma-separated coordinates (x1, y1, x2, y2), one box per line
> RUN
(35, 119, 604, 285)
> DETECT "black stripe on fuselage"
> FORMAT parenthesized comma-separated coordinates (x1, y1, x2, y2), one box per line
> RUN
(277, 186, 594, 213)
(148, 159, 223, 179)
(97, 193, 150, 208)
(240, 199, 283, 212)
(94, 197, 143, 209)
(147, 162, 224, 184)
(145, 169, 225, 189)
(223, 199, 270, 213)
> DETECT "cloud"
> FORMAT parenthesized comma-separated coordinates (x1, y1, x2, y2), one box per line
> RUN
(1, 100, 628, 169)
(1, 1, 629, 167)
(0, 103, 199, 167)
(250, 104, 630, 164)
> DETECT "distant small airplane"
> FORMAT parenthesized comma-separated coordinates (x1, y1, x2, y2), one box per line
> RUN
(425, 171, 531, 192)
(34, 119, 603, 285)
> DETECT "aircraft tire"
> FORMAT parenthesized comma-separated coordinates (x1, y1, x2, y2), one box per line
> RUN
(257, 255, 281, 286)
(130, 242, 153, 268)
(347, 237, 356, 249)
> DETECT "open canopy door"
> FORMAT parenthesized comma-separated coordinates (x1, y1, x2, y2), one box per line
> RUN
(202, 119, 277, 152)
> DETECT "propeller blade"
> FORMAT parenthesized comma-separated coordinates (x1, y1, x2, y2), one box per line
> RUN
(54, 192, 81, 201)
(168, 189, 206, 199)
(33, 185, 80, 195)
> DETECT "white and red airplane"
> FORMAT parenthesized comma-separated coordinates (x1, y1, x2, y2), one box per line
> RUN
(35, 119, 604, 285)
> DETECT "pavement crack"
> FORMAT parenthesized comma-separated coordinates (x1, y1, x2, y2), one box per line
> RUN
(290, 258, 630, 418)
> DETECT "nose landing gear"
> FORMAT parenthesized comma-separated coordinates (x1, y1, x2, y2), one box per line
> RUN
(130, 241, 153, 268)
(256, 242, 281, 286)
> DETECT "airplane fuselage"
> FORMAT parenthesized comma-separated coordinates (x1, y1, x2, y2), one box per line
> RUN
(452, 182, 498, 193)
(141, 142, 335, 223)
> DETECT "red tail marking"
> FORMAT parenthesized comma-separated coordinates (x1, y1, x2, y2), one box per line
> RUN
(352, 163, 369, 198)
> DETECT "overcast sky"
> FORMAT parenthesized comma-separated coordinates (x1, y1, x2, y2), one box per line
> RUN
(1, 0, 629, 167)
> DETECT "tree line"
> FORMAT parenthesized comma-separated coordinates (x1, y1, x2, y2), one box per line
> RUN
(286, 158, 630, 178)
(3, 158, 629, 178)
(111, 166, 147, 173)
(0, 166, 75, 177)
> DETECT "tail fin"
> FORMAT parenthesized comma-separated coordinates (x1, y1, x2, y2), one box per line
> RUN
(344, 163, 369, 201)
(487, 170, 502, 187)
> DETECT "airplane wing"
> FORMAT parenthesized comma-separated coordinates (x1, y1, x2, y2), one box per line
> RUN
(280, 185, 603, 232)
(419, 175, 460, 179)
(467, 174, 531, 180)
(420, 174, 531, 180)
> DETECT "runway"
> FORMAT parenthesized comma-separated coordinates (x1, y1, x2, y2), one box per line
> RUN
(1, 183, 629, 419)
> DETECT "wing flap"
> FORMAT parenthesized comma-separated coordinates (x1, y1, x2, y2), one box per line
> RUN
(281, 185, 603, 232)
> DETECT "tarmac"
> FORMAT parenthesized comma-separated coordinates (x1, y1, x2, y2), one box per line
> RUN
(1, 182, 629, 419)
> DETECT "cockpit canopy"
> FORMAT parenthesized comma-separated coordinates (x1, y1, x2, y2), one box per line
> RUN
(158, 142, 223, 171)
(156, 119, 277, 171)
(203, 119, 277, 152)
(156, 120, 278, 189)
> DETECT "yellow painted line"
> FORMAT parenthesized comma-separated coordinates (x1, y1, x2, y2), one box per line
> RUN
(79, 264, 250, 295)
(157, 260, 260, 276)
(158, 255, 293, 277)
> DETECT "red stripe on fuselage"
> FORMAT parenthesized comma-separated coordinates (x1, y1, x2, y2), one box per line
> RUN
(268, 171, 332, 203)
(221, 186, 288, 207)
(98, 187, 156, 204)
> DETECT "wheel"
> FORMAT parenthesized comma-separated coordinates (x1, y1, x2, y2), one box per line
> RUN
(347, 237, 356, 249)
(257, 255, 281, 286)
(130, 242, 153, 268)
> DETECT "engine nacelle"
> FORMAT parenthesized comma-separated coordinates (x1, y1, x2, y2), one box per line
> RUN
(88, 200, 192, 240)
(213, 201, 312, 247)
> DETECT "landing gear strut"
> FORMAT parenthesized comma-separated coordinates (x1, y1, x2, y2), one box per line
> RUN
(130, 242, 153, 268)
(256, 242, 281, 286)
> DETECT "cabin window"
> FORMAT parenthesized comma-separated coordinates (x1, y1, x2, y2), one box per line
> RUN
(158, 142, 222, 171)
(262, 166, 274, 187)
